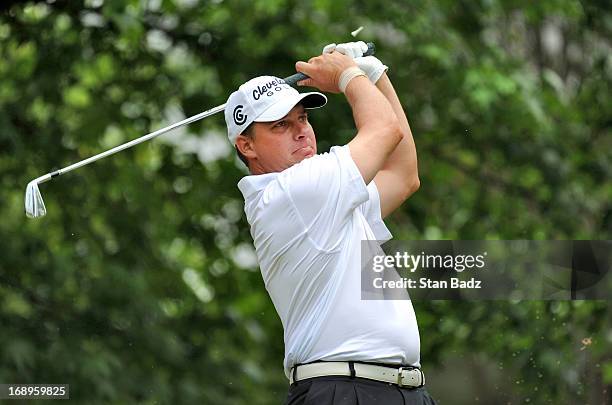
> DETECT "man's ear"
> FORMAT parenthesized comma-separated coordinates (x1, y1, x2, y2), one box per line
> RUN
(235, 134, 257, 160)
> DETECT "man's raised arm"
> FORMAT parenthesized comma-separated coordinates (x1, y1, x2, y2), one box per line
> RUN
(320, 42, 420, 218)
(296, 52, 404, 185)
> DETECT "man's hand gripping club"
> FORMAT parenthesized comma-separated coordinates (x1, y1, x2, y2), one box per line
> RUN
(293, 48, 403, 187)
(294, 52, 360, 93)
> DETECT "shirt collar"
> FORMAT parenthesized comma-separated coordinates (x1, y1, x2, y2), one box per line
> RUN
(237, 172, 278, 199)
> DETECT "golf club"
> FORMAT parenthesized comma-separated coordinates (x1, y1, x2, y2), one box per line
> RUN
(25, 42, 376, 218)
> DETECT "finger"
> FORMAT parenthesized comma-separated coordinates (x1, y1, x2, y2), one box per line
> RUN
(334, 44, 349, 56)
(340, 42, 363, 58)
(297, 78, 314, 87)
(295, 61, 315, 76)
(339, 44, 359, 58)
(322, 43, 336, 54)
(357, 41, 368, 54)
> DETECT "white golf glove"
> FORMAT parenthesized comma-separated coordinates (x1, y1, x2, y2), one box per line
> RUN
(323, 41, 388, 84)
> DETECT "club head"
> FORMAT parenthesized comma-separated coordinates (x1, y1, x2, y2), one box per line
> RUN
(25, 180, 47, 218)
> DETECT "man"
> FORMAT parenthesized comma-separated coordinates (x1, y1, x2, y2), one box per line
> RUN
(224, 42, 436, 404)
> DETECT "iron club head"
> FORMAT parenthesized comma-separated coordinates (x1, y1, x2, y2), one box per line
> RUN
(25, 180, 47, 218)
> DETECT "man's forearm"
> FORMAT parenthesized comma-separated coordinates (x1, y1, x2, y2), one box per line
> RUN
(375, 73, 419, 188)
(343, 74, 403, 185)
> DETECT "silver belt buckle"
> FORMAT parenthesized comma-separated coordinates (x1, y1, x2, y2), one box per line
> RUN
(397, 367, 410, 387)
(397, 367, 423, 387)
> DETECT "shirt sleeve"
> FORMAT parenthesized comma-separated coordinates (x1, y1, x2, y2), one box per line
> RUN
(358, 181, 393, 243)
(279, 145, 369, 252)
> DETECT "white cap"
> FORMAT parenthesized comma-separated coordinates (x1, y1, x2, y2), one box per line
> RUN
(225, 75, 327, 144)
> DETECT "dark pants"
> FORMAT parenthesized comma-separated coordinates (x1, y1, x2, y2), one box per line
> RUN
(284, 376, 437, 405)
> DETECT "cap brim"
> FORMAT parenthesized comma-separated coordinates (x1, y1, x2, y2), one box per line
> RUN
(255, 92, 327, 122)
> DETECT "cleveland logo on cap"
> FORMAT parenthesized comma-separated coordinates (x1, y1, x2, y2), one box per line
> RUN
(252, 79, 288, 100)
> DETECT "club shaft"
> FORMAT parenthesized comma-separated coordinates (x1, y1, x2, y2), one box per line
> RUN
(38, 103, 226, 184)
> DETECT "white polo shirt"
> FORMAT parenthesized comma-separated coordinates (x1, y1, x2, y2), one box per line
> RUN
(238, 145, 421, 379)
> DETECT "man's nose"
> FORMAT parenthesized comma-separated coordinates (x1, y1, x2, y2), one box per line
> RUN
(294, 125, 307, 140)
(294, 121, 309, 139)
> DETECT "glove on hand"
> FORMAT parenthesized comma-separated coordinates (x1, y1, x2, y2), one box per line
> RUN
(323, 41, 388, 84)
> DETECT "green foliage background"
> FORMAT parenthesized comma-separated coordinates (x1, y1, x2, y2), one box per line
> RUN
(1, 0, 610, 403)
